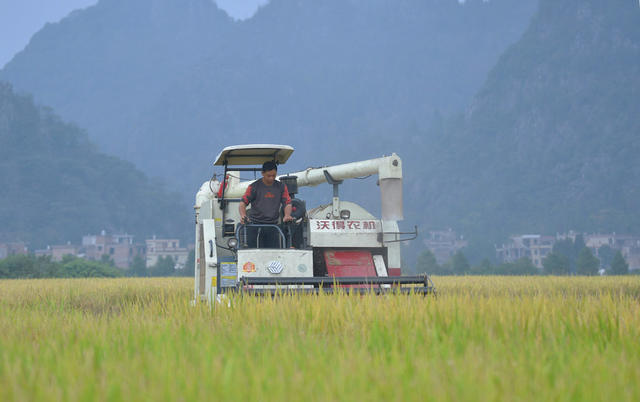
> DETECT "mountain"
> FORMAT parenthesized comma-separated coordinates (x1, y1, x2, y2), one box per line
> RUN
(1, 0, 233, 172)
(0, 0, 538, 198)
(0, 82, 190, 248)
(408, 0, 640, 258)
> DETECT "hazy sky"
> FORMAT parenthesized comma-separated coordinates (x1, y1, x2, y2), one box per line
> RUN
(0, 0, 267, 69)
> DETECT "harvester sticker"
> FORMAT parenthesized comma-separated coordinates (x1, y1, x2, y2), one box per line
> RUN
(242, 262, 256, 273)
(220, 262, 237, 287)
(267, 260, 283, 274)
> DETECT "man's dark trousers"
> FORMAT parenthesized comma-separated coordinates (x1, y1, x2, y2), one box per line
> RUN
(242, 224, 282, 249)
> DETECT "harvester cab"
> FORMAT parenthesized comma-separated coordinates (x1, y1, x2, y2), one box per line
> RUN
(194, 144, 435, 302)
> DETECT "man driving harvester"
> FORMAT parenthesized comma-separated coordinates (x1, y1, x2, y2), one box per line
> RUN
(239, 161, 293, 248)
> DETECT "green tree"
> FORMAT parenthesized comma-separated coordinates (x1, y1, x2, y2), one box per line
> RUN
(61, 254, 76, 264)
(576, 247, 599, 275)
(597, 245, 615, 269)
(150, 256, 176, 277)
(471, 258, 493, 275)
(573, 235, 586, 257)
(60, 258, 122, 278)
(489, 258, 539, 276)
(128, 255, 148, 277)
(0, 254, 55, 278)
(450, 251, 470, 275)
(610, 251, 629, 275)
(434, 262, 453, 276)
(181, 249, 195, 277)
(100, 254, 115, 267)
(553, 237, 586, 274)
(0, 254, 121, 278)
(415, 249, 440, 274)
(543, 252, 570, 275)
(552, 239, 573, 259)
(433, 260, 453, 275)
(510, 258, 539, 275)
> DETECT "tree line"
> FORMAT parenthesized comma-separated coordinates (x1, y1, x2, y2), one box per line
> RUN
(0, 254, 121, 278)
(0, 250, 196, 279)
(539, 235, 629, 276)
(123, 251, 195, 278)
(415, 235, 630, 276)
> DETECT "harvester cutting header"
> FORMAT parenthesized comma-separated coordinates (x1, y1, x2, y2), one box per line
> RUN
(194, 144, 435, 302)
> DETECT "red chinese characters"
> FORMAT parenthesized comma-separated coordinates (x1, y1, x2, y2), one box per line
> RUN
(362, 221, 376, 229)
(313, 220, 377, 231)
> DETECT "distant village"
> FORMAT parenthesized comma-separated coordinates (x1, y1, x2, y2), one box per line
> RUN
(0, 231, 193, 270)
(424, 229, 640, 271)
(3, 229, 639, 273)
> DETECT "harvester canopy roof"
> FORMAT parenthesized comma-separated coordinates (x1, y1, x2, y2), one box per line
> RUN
(213, 144, 294, 166)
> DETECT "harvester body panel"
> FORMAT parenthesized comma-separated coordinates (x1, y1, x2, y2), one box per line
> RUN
(237, 249, 313, 289)
(193, 144, 434, 303)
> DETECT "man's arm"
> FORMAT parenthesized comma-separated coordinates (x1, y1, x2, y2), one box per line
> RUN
(282, 184, 293, 222)
(283, 204, 293, 222)
(239, 184, 254, 223)
(239, 202, 249, 223)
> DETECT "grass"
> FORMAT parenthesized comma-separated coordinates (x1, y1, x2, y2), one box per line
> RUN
(0, 277, 639, 401)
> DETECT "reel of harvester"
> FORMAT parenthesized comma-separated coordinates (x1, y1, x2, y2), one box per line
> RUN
(233, 274, 436, 297)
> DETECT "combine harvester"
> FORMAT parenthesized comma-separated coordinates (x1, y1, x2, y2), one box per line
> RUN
(193, 144, 435, 303)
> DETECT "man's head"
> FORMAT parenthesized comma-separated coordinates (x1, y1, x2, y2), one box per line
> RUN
(261, 161, 278, 185)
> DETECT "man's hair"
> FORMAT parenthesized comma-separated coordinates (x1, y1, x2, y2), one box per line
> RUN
(262, 161, 278, 172)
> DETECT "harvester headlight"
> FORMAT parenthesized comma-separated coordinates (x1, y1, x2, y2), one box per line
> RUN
(340, 209, 351, 220)
(227, 238, 238, 249)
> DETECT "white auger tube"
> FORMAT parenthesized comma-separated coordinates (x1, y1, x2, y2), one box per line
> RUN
(195, 153, 403, 221)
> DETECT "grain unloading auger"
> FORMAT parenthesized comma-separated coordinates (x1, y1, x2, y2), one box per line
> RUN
(193, 145, 435, 303)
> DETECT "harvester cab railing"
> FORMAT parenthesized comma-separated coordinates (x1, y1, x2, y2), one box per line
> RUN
(377, 225, 420, 244)
(235, 223, 288, 249)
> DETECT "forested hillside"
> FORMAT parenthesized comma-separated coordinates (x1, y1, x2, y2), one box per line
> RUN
(0, 0, 537, 195)
(406, 0, 640, 258)
(0, 83, 189, 248)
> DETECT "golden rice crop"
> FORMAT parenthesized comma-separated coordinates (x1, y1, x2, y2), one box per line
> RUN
(0, 277, 639, 401)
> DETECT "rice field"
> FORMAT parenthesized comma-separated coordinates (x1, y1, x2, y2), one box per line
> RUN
(0, 276, 639, 401)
